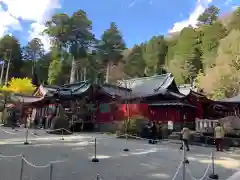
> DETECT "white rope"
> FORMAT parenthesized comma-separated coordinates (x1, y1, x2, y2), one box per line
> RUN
(22, 156, 50, 168)
(171, 162, 183, 180)
(1, 129, 17, 135)
(186, 163, 211, 180)
(62, 128, 72, 134)
(45, 128, 64, 133)
(186, 153, 212, 180)
(0, 154, 22, 158)
(120, 134, 163, 143)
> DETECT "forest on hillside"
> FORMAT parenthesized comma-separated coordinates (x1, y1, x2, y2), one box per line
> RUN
(0, 6, 239, 100)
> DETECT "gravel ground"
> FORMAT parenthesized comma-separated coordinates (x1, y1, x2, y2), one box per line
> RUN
(0, 127, 239, 180)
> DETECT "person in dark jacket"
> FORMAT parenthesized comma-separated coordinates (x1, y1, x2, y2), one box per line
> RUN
(148, 122, 157, 144)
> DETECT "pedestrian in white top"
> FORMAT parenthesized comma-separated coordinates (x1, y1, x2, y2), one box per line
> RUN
(180, 123, 190, 151)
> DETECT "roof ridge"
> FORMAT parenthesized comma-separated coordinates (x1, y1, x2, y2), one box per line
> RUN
(153, 73, 172, 92)
(118, 73, 171, 82)
(62, 81, 88, 87)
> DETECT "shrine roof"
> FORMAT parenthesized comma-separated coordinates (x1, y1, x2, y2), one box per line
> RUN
(149, 101, 196, 108)
(116, 73, 180, 96)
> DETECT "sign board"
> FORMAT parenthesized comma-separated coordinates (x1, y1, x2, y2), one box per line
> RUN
(168, 121, 173, 130)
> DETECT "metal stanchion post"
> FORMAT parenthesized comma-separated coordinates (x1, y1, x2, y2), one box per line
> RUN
(182, 141, 186, 180)
(60, 128, 64, 140)
(49, 163, 53, 180)
(24, 128, 30, 145)
(96, 174, 101, 180)
(33, 123, 38, 136)
(182, 141, 189, 164)
(208, 150, 219, 179)
(72, 117, 74, 134)
(91, 138, 99, 162)
(123, 133, 129, 152)
(20, 155, 24, 180)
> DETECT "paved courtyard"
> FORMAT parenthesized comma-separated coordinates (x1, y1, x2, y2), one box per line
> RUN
(0, 127, 239, 180)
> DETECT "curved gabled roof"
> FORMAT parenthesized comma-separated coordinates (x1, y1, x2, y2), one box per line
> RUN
(116, 73, 180, 97)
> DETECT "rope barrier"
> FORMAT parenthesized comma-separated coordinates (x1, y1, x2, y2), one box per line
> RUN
(187, 163, 211, 180)
(0, 128, 225, 180)
(0, 138, 222, 180)
(21, 156, 51, 168)
(186, 153, 212, 180)
(0, 154, 22, 158)
(171, 162, 183, 180)
(0, 153, 63, 168)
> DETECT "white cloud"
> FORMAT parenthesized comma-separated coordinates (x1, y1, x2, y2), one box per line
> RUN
(169, 0, 213, 33)
(0, 0, 61, 51)
(28, 23, 52, 52)
(232, 6, 239, 10)
(128, 0, 153, 8)
(128, 1, 136, 8)
(0, 4, 21, 36)
(225, 0, 232, 5)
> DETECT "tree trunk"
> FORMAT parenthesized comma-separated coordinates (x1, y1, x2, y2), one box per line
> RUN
(70, 56, 76, 84)
(32, 59, 35, 76)
(76, 69, 79, 82)
(83, 67, 87, 81)
(105, 63, 110, 83)
(0, 61, 5, 85)
(5, 60, 10, 86)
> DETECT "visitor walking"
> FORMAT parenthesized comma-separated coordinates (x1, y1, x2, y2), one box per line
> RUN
(214, 122, 225, 151)
(180, 124, 190, 151)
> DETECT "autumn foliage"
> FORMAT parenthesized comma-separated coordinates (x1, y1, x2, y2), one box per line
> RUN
(0, 78, 36, 95)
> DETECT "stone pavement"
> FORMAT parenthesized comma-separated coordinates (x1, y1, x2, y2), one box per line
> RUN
(0, 127, 239, 180)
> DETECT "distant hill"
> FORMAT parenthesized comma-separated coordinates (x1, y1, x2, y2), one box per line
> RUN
(109, 9, 236, 82)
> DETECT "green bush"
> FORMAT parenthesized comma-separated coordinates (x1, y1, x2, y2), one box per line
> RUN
(116, 116, 148, 135)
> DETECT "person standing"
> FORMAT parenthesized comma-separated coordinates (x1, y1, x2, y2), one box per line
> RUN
(150, 122, 157, 144)
(180, 124, 190, 151)
(214, 122, 225, 151)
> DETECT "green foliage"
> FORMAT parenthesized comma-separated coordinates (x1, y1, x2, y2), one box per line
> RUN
(48, 48, 62, 85)
(200, 22, 228, 68)
(197, 30, 240, 99)
(124, 45, 146, 77)
(228, 7, 240, 30)
(0, 35, 23, 78)
(198, 5, 220, 25)
(143, 36, 168, 76)
(168, 27, 202, 84)
(97, 22, 126, 66)
(0, 6, 239, 101)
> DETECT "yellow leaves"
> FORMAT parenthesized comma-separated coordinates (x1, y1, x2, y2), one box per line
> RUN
(0, 78, 36, 95)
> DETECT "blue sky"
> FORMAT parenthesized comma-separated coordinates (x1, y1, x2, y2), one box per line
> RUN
(0, 0, 238, 50)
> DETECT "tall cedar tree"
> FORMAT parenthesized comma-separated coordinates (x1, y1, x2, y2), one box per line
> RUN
(97, 22, 126, 83)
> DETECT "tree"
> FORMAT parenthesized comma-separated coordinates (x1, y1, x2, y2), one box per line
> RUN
(228, 7, 240, 30)
(169, 27, 202, 83)
(44, 10, 94, 84)
(47, 48, 62, 85)
(216, 30, 240, 70)
(22, 38, 44, 75)
(97, 22, 126, 83)
(197, 30, 240, 99)
(1, 77, 36, 95)
(35, 52, 52, 84)
(0, 35, 23, 84)
(69, 10, 95, 83)
(198, 5, 220, 25)
(184, 46, 202, 83)
(165, 37, 178, 65)
(200, 22, 228, 68)
(124, 45, 146, 77)
(143, 36, 168, 76)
